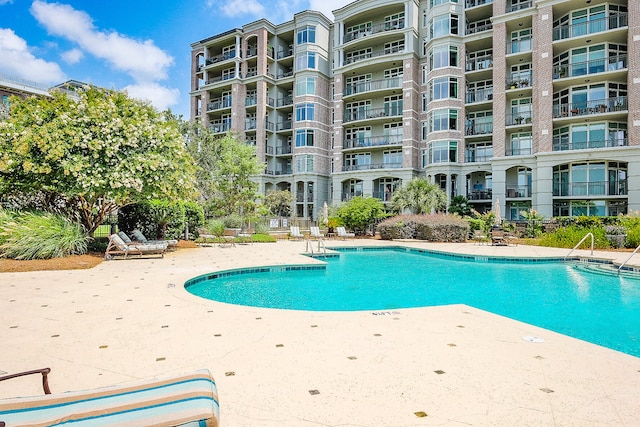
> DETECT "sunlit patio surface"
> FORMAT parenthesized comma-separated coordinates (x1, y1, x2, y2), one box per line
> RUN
(1, 239, 639, 426)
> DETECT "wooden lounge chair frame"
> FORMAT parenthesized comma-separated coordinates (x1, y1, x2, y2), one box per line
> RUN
(105, 234, 167, 260)
(0, 368, 219, 427)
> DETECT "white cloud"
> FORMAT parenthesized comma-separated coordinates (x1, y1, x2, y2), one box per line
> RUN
(30, 1, 173, 83)
(0, 0, 13, 5)
(0, 28, 66, 83)
(61, 48, 83, 64)
(124, 83, 180, 111)
(217, 0, 265, 17)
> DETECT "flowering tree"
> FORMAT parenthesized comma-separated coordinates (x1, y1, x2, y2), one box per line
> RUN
(0, 87, 197, 236)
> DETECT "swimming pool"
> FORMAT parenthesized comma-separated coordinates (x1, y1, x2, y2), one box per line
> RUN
(185, 247, 640, 357)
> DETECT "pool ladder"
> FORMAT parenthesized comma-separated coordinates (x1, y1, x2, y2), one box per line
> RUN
(564, 232, 594, 261)
(306, 238, 326, 256)
(617, 244, 640, 274)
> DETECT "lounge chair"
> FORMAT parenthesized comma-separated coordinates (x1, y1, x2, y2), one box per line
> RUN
(0, 368, 219, 427)
(105, 234, 167, 259)
(336, 226, 355, 240)
(309, 226, 324, 240)
(472, 229, 487, 245)
(220, 228, 238, 247)
(289, 226, 304, 240)
(131, 229, 178, 251)
(197, 227, 217, 244)
(490, 229, 507, 246)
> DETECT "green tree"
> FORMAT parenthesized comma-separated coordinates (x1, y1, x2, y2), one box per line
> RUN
(184, 124, 264, 217)
(448, 195, 472, 216)
(263, 190, 294, 217)
(391, 178, 447, 214)
(336, 196, 387, 234)
(0, 87, 197, 236)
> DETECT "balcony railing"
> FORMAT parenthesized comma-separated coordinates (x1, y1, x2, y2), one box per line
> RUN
(506, 113, 532, 126)
(205, 74, 237, 85)
(343, 20, 405, 43)
(372, 191, 395, 202)
(266, 145, 293, 155)
(553, 14, 628, 41)
(466, 19, 492, 35)
(506, 147, 532, 156)
(276, 120, 292, 131)
(246, 96, 257, 107)
(342, 162, 402, 171)
(506, 0, 533, 13)
(506, 186, 532, 198)
(343, 106, 403, 123)
(205, 51, 236, 65)
(343, 135, 403, 149)
(210, 122, 232, 133)
(465, 152, 492, 162)
(265, 168, 292, 175)
(465, 56, 492, 71)
(466, 0, 492, 8)
(465, 122, 493, 136)
(466, 88, 493, 104)
(344, 45, 404, 65)
(342, 191, 363, 202)
(276, 49, 293, 59)
(277, 70, 294, 79)
(552, 137, 628, 151)
(552, 55, 627, 79)
(207, 97, 232, 111)
(245, 119, 257, 130)
(552, 96, 627, 118)
(296, 193, 314, 202)
(344, 77, 402, 96)
(553, 180, 627, 197)
(276, 96, 293, 107)
(506, 73, 532, 90)
(467, 189, 492, 200)
(506, 38, 532, 54)
(246, 47, 258, 58)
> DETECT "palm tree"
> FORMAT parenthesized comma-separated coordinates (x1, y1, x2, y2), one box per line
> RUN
(391, 178, 447, 214)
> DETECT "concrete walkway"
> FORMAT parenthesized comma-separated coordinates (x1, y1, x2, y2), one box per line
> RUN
(1, 240, 639, 426)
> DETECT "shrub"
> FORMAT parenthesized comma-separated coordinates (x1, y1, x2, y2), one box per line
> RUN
(183, 201, 205, 235)
(377, 214, 469, 242)
(0, 211, 88, 259)
(0, 209, 17, 246)
(118, 199, 190, 240)
(537, 225, 610, 249)
(336, 197, 387, 234)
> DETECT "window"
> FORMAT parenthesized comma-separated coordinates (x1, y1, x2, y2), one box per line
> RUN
(429, 45, 458, 70)
(295, 129, 314, 147)
(429, 141, 457, 163)
(384, 122, 403, 143)
(384, 68, 403, 79)
(384, 150, 403, 166)
(345, 127, 371, 147)
(345, 74, 371, 95)
(465, 111, 493, 135)
(509, 29, 532, 54)
(296, 77, 316, 96)
(295, 155, 314, 173)
(508, 132, 532, 156)
(429, 77, 458, 101)
(346, 22, 372, 41)
(297, 26, 316, 44)
(295, 52, 316, 70)
(430, 14, 459, 38)
(430, 108, 458, 132)
(510, 98, 532, 124)
(465, 142, 493, 162)
(430, 0, 457, 7)
(385, 12, 405, 29)
(345, 48, 372, 65)
(295, 103, 315, 121)
(384, 95, 403, 116)
(345, 153, 371, 170)
(384, 40, 405, 54)
(221, 68, 235, 80)
(422, 121, 428, 140)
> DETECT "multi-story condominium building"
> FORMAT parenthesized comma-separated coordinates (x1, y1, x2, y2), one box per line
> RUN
(1, 74, 51, 114)
(190, 0, 639, 221)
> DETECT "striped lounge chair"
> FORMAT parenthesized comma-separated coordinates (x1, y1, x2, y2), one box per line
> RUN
(131, 229, 178, 251)
(0, 369, 219, 427)
(105, 234, 168, 260)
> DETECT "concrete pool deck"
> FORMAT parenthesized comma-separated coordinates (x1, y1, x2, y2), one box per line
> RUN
(1, 239, 640, 426)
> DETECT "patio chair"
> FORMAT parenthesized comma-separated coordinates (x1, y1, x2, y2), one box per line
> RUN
(131, 229, 178, 251)
(0, 368, 219, 427)
(309, 226, 324, 240)
(289, 226, 304, 240)
(472, 229, 487, 245)
(197, 227, 217, 244)
(336, 226, 355, 240)
(219, 228, 239, 247)
(104, 234, 167, 260)
(490, 229, 507, 246)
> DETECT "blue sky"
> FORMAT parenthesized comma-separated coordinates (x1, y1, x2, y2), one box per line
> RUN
(0, 0, 349, 118)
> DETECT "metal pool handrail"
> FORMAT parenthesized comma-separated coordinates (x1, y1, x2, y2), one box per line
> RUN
(564, 232, 594, 260)
(617, 244, 640, 273)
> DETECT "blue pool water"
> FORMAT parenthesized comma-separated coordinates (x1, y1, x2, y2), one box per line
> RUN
(185, 248, 640, 357)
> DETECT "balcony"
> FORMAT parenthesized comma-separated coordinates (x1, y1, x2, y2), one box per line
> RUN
(266, 145, 293, 155)
(205, 51, 236, 65)
(467, 189, 492, 200)
(205, 74, 237, 85)
(343, 135, 403, 149)
(465, 56, 492, 72)
(265, 168, 292, 175)
(372, 191, 395, 202)
(466, 19, 492, 35)
(342, 162, 402, 171)
(506, 113, 532, 126)
(245, 119, 257, 131)
(553, 14, 628, 41)
(506, 74, 532, 90)
(506, 186, 532, 198)
(506, 0, 533, 13)
(552, 96, 627, 119)
(343, 20, 405, 44)
(506, 147, 532, 156)
(210, 121, 232, 133)
(344, 77, 402, 96)
(207, 97, 232, 111)
(343, 106, 403, 123)
(344, 45, 404, 66)
(246, 46, 258, 58)
(246, 96, 257, 107)
(276, 48, 293, 59)
(465, 152, 492, 163)
(277, 69, 294, 79)
(465, 122, 493, 136)
(506, 39, 532, 54)
(553, 181, 627, 197)
(552, 137, 628, 151)
(276, 96, 293, 107)
(276, 120, 292, 131)
(552, 55, 627, 80)
(465, 88, 493, 104)
(466, 0, 492, 8)
(342, 191, 363, 202)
